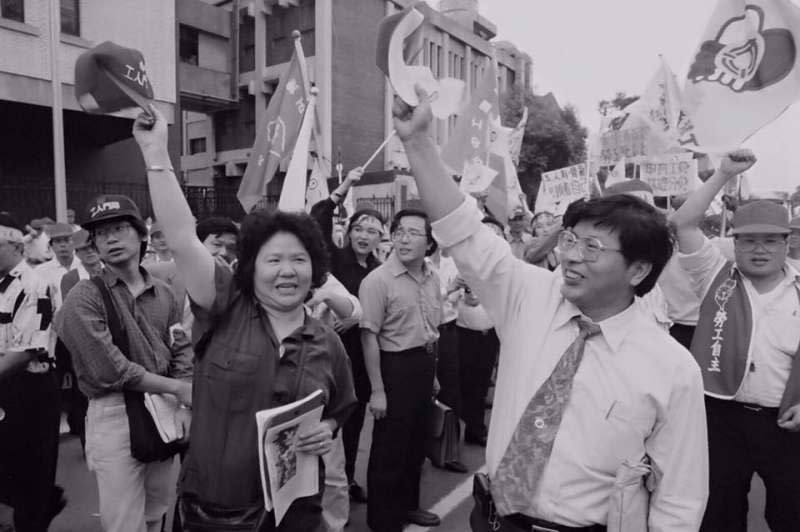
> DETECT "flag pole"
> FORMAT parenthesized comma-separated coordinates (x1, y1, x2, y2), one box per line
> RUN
(49, 0, 67, 222)
(361, 130, 396, 169)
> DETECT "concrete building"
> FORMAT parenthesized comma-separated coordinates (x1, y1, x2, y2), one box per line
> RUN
(177, 0, 532, 218)
(0, 0, 179, 222)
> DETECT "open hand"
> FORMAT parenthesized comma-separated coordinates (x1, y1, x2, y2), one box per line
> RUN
(392, 85, 433, 142)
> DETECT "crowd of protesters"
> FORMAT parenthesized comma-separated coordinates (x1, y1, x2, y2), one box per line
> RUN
(1, 98, 800, 532)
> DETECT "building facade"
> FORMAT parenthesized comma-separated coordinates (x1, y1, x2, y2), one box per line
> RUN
(177, 0, 532, 217)
(0, 0, 179, 222)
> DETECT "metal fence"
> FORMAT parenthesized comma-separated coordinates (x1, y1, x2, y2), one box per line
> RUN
(1, 182, 394, 225)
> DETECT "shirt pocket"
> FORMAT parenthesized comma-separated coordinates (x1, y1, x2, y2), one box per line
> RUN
(763, 314, 800, 357)
(590, 400, 653, 472)
(205, 348, 261, 413)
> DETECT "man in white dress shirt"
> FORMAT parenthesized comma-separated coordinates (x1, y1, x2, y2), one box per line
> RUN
(392, 89, 708, 531)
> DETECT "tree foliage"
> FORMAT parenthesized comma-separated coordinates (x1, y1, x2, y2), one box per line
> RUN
(598, 92, 640, 117)
(500, 85, 588, 207)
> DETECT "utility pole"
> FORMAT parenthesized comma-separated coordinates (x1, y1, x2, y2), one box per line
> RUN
(49, 0, 67, 222)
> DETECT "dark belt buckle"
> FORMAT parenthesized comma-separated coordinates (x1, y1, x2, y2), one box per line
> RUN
(425, 342, 435, 354)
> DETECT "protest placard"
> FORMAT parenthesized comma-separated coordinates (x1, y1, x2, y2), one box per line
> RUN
(598, 125, 649, 166)
(639, 153, 697, 197)
(535, 163, 589, 214)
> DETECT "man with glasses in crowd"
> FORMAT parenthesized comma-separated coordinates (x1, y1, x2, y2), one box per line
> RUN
(392, 90, 708, 531)
(672, 151, 800, 532)
(54, 195, 194, 532)
(359, 209, 443, 531)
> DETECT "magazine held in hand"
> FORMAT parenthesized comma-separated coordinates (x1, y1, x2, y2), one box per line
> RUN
(256, 389, 325, 525)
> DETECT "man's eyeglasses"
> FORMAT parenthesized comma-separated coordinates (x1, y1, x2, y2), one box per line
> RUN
(392, 228, 426, 240)
(93, 222, 134, 241)
(557, 230, 622, 263)
(735, 236, 787, 252)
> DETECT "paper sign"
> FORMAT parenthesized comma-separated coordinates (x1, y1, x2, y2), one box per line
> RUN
(539, 163, 589, 206)
(599, 125, 649, 166)
(639, 153, 697, 196)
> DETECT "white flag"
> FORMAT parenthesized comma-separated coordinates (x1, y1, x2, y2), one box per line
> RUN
(305, 155, 329, 212)
(278, 96, 316, 212)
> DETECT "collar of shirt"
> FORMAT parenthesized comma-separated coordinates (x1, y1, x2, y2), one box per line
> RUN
(551, 296, 639, 353)
(253, 298, 321, 342)
(101, 266, 156, 295)
(387, 251, 432, 280)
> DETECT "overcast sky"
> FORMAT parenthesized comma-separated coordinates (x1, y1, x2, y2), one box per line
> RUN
(477, 0, 800, 193)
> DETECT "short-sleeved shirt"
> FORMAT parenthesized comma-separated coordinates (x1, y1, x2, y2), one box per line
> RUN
(180, 262, 356, 507)
(0, 260, 52, 373)
(359, 252, 443, 352)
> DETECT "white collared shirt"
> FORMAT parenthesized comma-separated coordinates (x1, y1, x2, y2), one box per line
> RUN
(433, 197, 708, 530)
(679, 237, 800, 406)
(35, 256, 81, 310)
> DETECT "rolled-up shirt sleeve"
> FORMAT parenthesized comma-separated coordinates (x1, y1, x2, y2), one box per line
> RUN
(431, 196, 551, 339)
(678, 236, 727, 302)
(54, 281, 146, 397)
(646, 362, 709, 531)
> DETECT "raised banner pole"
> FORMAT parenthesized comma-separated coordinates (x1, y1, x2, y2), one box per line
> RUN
(49, 0, 67, 222)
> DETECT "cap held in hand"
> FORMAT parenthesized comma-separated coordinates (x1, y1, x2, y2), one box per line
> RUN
(75, 41, 154, 114)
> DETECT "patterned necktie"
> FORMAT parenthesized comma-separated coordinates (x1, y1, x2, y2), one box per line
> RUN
(490, 316, 602, 516)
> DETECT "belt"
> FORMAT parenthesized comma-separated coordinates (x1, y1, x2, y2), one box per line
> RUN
(439, 320, 458, 331)
(506, 514, 606, 532)
(734, 401, 779, 414)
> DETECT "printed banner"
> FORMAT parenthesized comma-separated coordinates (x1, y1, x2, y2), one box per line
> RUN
(639, 153, 698, 196)
(535, 163, 589, 214)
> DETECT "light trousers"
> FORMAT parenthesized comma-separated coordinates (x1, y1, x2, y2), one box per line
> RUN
(86, 394, 178, 532)
(319, 433, 349, 532)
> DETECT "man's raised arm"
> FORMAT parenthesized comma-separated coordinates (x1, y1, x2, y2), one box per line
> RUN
(671, 149, 756, 254)
(133, 106, 216, 309)
(393, 90, 464, 221)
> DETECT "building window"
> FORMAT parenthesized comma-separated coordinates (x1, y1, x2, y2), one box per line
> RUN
(61, 0, 79, 36)
(179, 25, 199, 65)
(189, 137, 207, 155)
(0, 0, 24, 22)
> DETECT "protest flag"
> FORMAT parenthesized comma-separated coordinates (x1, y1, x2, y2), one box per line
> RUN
(683, 0, 800, 149)
(238, 44, 308, 212)
(376, 3, 464, 118)
(507, 106, 528, 167)
(484, 119, 532, 221)
(279, 94, 316, 212)
(441, 59, 498, 193)
(305, 154, 329, 212)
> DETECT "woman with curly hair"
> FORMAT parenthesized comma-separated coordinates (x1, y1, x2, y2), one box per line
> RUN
(135, 106, 356, 531)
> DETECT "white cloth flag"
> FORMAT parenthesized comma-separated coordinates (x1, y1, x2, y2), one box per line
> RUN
(305, 155, 329, 212)
(278, 96, 316, 212)
(683, 0, 800, 149)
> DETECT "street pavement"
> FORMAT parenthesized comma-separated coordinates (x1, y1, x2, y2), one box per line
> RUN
(46, 412, 772, 532)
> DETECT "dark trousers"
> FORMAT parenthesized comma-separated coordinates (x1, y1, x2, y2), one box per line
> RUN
(701, 397, 800, 532)
(436, 321, 461, 416)
(341, 327, 370, 483)
(669, 323, 695, 351)
(367, 348, 435, 532)
(55, 340, 88, 447)
(458, 326, 499, 440)
(0, 370, 61, 532)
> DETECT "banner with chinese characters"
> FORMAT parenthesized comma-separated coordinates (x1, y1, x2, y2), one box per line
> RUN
(639, 152, 697, 196)
(535, 163, 589, 215)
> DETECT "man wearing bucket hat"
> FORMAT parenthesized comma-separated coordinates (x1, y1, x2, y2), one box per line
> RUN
(0, 212, 64, 532)
(672, 149, 800, 532)
(53, 195, 194, 532)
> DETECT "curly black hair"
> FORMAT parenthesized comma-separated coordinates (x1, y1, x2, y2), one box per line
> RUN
(234, 209, 330, 297)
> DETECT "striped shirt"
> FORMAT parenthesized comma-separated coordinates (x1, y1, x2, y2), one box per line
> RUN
(0, 260, 53, 373)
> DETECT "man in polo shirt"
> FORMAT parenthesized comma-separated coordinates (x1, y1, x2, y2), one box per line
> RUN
(359, 208, 443, 531)
(393, 91, 708, 531)
(54, 195, 193, 532)
(672, 151, 800, 532)
(0, 213, 63, 532)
